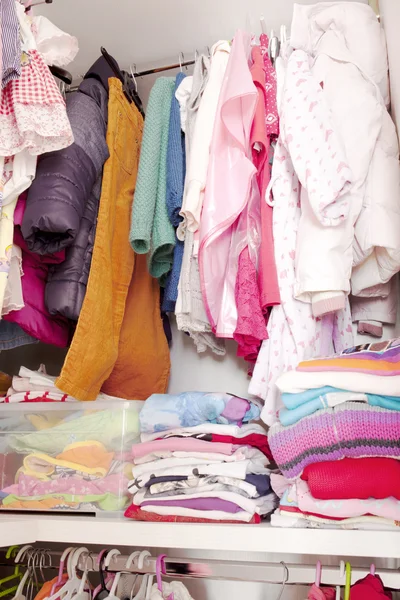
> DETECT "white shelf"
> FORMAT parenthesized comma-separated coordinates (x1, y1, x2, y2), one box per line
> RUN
(0, 516, 37, 547)
(0, 515, 399, 558)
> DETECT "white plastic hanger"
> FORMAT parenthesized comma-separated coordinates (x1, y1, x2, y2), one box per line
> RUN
(45, 548, 88, 600)
(72, 553, 93, 600)
(104, 550, 121, 600)
(131, 552, 153, 600)
(260, 15, 267, 35)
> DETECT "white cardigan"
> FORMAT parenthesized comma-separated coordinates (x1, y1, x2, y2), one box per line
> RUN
(291, 2, 400, 316)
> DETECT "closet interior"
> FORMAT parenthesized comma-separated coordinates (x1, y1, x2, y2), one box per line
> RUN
(1, 0, 400, 598)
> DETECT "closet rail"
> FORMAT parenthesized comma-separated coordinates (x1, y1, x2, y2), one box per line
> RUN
(3, 550, 400, 588)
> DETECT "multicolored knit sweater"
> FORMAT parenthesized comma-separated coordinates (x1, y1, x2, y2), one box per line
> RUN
(268, 402, 400, 480)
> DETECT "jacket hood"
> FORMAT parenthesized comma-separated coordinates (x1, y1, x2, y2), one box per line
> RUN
(291, 2, 389, 105)
(83, 55, 115, 93)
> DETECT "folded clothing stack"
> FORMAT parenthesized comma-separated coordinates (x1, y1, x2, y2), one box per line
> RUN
(125, 392, 278, 523)
(268, 339, 400, 530)
(0, 405, 140, 512)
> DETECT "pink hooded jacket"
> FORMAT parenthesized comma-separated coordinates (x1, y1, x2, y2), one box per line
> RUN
(4, 195, 71, 347)
(199, 30, 257, 338)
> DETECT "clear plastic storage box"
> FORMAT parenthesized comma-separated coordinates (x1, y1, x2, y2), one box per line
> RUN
(0, 401, 142, 515)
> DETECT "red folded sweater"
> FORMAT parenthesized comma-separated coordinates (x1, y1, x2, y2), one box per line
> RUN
(301, 458, 400, 500)
(124, 503, 261, 524)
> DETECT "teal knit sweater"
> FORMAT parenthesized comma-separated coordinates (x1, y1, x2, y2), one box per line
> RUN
(130, 77, 176, 282)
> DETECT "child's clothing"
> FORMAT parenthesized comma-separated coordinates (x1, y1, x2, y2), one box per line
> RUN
(0, 3, 73, 156)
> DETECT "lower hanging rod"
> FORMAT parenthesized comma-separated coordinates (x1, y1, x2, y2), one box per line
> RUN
(71, 554, 400, 589)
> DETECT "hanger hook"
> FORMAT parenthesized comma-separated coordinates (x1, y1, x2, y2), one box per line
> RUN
(179, 52, 184, 72)
(274, 562, 289, 600)
(194, 49, 199, 62)
(129, 63, 138, 93)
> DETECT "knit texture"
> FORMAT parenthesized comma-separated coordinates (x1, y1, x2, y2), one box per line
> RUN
(130, 77, 175, 282)
(268, 402, 400, 480)
(301, 457, 400, 500)
(163, 73, 186, 312)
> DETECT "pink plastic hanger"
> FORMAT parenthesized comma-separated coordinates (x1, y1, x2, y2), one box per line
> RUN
(156, 556, 173, 600)
(93, 551, 115, 600)
(50, 547, 75, 596)
(370, 564, 376, 576)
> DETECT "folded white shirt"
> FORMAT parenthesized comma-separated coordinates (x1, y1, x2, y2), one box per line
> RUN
(140, 422, 267, 443)
(276, 369, 400, 396)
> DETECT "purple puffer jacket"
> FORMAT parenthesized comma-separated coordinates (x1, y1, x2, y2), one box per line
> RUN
(21, 57, 110, 320)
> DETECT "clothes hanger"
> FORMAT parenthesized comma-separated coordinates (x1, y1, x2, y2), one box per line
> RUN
(130, 552, 152, 600)
(268, 30, 280, 66)
(129, 65, 138, 94)
(335, 561, 345, 600)
(103, 551, 122, 600)
(49, 547, 75, 596)
(260, 15, 267, 35)
(179, 53, 185, 73)
(0, 547, 23, 599)
(49, 66, 72, 86)
(370, 563, 376, 576)
(273, 562, 289, 600)
(344, 562, 352, 600)
(315, 560, 322, 588)
(155, 556, 172, 600)
(46, 547, 89, 600)
(93, 550, 115, 600)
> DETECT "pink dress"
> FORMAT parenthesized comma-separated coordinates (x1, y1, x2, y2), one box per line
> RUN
(0, 3, 73, 156)
(233, 46, 268, 362)
(199, 30, 257, 338)
(259, 34, 280, 311)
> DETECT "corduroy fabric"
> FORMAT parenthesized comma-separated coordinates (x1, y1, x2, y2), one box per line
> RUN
(130, 77, 176, 283)
(268, 402, 400, 480)
(56, 79, 143, 400)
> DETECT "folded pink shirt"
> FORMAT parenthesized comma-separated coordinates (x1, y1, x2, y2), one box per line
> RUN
(131, 438, 234, 460)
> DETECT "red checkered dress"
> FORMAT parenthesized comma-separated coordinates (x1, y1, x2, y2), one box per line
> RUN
(1, 49, 64, 115)
(0, 48, 73, 155)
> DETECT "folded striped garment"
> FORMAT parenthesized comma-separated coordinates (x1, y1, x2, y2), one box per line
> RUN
(276, 339, 400, 396)
(268, 402, 400, 480)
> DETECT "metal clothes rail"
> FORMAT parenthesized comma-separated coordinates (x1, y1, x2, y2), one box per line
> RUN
(3, 548, 399, 589)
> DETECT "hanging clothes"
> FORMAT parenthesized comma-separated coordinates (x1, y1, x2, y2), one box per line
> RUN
(233, 44, 270, 363)
(1, 0, 20, 89)
(23, 56, 111, 320)
(350, 575, 392, 599)
(306, 585, 335, 600)
(56, 77, 143, 399)
(258, 35, 280, 312)
(249, 49, 354, 425)
(4, 194, 70, 347)
(101, 252, 170, 400)
(291, 2, 400, 322)
(163, 72, 186, 313)
(179, 41, 231, 235)
(32, 15, 78, 68)
(199, 30, 257, 338)
(0, 2, 73, 156)
(57, 78, 169, 401)
(175, 53, 225, 355)
(130, 77, 176, 283)
(351, 278, 398, 338)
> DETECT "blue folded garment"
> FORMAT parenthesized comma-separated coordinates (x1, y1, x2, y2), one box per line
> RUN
(279, 387, 400, 426)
